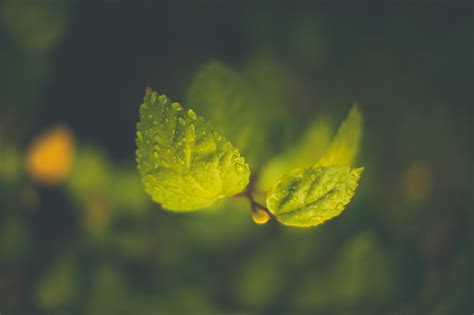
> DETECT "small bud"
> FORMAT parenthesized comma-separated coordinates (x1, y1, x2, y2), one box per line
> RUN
(251, 209, 270, 225)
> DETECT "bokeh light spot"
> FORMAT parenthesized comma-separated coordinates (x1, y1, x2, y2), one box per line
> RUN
(26, 125, 74, 185)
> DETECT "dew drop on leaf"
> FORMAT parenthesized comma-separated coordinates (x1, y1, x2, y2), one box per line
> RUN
(171, 103, 182, 111)
(235, 163, 246, 174)
(187, 109, 197, 119)
(158, 95, 167, 103)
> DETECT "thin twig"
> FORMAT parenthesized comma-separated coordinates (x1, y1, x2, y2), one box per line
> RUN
(231, 175, 273, 218)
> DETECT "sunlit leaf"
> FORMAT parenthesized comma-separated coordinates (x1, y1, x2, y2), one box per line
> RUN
(319, 105, 362, 167)
(136, 88, 250, 211)
(266, 165, 364, 227)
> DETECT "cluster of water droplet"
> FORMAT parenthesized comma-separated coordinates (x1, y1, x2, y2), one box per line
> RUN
(266, 165, 363, 227)
(136, 89, 250, 210)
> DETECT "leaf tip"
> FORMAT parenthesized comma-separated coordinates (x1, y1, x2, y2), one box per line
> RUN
(349, 103, 363, 121)
(353, 166, 365, 177)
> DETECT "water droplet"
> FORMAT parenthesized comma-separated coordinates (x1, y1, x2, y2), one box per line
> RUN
(153, 152, 159, 158)
(212, 131, 222, 141)
(235, 163, 246, 174)
(178, 117, 186, 126)
(187, 109, 197, 119)
(171, 103, 182, 111)
(335, 202, 344, 211)
(158, 95, 167, 104)
(345, 187, 354, 195)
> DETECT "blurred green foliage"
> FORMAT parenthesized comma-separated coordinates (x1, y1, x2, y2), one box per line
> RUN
(0, 1, 472, 315)
(2, 0, 70, 56)
(186, 61, 290, 169)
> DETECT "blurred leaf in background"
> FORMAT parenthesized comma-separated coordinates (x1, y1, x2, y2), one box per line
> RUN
(66, 145, 148, 236)
(1, 0, 71, 56)
(35, 253, 78, 311)
(0, 0, 71, 115)
(258, 116, 333, 191)
(186, 60, 293, 169)
(0, 144, 23, 184)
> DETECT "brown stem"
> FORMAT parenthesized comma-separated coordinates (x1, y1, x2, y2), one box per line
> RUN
(232, 176, 273, 219)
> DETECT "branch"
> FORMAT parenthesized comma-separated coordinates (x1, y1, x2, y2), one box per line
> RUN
(231, 176, 274, 221)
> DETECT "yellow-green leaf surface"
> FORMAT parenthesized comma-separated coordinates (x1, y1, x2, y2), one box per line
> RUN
(136, 89, 250, 211)
(266, 165, 364, 227)
(319, 105, 362, 167)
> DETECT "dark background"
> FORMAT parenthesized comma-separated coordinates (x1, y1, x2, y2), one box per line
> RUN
(0, 1, 472, 314)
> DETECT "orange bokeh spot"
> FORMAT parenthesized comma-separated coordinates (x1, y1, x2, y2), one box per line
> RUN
(251, 209, 270, 225)
(26, 125, 75, 185)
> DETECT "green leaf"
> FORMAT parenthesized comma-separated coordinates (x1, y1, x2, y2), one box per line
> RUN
(257, 117, 333, 191)
(319, 105, 362, 167)
(266, 165, 364, 227)
(186, 61, 277, 167)
(265, 105, 364, 227)
(136, 89, 250, 211)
